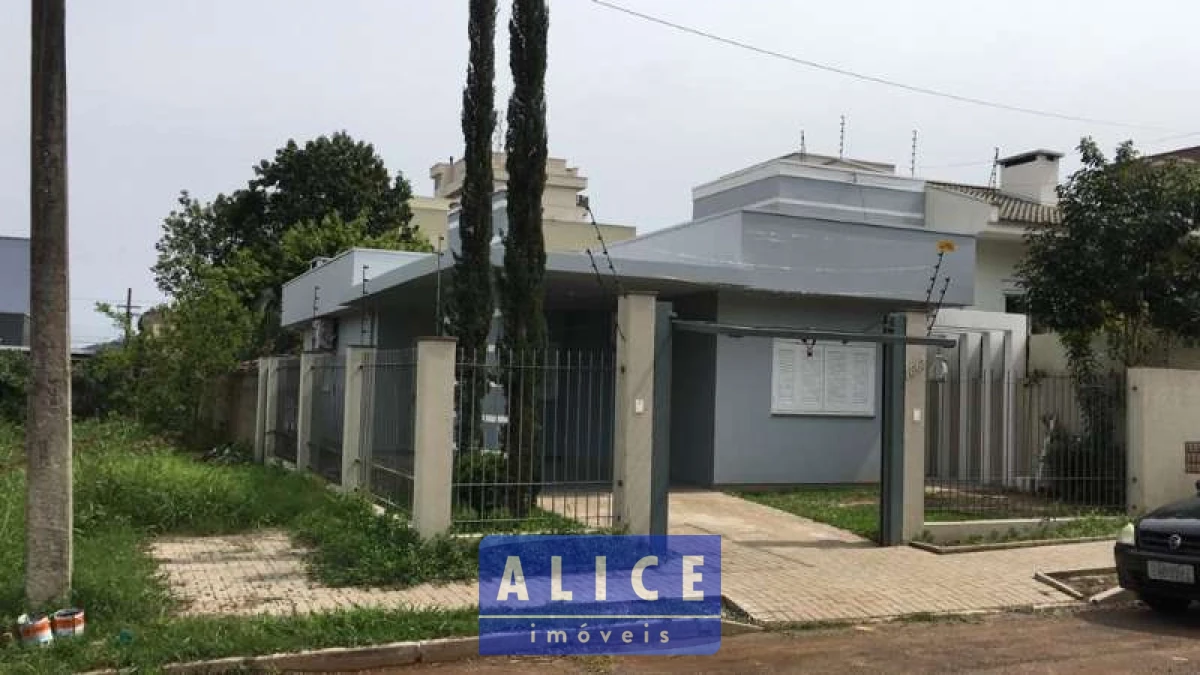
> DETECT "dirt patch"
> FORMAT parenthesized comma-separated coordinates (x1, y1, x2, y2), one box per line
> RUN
(382, 605, 1200, 673)
(1049, 570, 1120, 599)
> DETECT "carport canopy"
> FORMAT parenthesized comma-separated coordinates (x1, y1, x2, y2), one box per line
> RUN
(664, 314, 954, 546)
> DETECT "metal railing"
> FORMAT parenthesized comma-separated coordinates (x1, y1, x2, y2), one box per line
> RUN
(925, 372, 1126, 519)
(270, 356, 300, 463)
(308, 354, 346, 483)
(362, 348, 417, 512)
(452, 347, 616, 533)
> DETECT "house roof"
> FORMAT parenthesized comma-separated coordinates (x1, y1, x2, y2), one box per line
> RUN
(927, 181, 1061, 226)
(1146, 145, 1200, 164)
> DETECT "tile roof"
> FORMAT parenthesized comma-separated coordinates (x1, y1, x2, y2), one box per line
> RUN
(928, 181, 1061, 226)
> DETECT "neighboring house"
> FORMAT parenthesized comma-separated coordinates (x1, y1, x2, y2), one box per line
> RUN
(137, 307, 167, 338)
(0, 236, 31, 347)
(1147, 145, 1200, 164)
(410, 152, 636, 251)
(928, 150, 1062, 316)
(281, 151, 983, 486)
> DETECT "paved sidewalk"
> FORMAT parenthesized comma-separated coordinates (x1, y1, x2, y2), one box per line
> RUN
(668, 491, 1113, 624)
(150, 492, 1113, 624)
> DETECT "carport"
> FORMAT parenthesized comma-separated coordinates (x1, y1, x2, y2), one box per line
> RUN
(649, 311, 956, 546)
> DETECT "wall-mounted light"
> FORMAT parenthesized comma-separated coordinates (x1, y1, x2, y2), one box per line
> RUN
(930, 350, 950, 383)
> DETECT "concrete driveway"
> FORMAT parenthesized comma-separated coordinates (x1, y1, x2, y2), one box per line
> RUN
(668, 491, 1113, 625)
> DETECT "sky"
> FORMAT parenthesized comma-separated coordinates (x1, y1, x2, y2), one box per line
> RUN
(2, 0, 1199, 346)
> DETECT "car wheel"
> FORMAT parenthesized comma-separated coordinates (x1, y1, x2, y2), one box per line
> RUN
(1140, 594, 1191, 614)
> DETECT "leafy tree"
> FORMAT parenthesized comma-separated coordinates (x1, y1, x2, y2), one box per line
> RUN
(153, 132, 430, 354)
(1018, 138, 1200, 507)
(86, 276, 257, 444)
(449, 0, 498, 452)
(497, 0, 550, 512)
(1018, 137, 1200, 374)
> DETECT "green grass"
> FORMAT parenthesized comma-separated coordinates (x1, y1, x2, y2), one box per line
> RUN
(915, 515, 1127, 547)
(732, 485, 1005, 541)
(0, 418, 481, 672)
(450, 506, 591, 535)
(733, 486, 883, 539)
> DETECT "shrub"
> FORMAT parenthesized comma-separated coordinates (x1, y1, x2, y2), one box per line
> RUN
(453, 451, 510, 515)
(452, 450, 542, 517)
(0, 351, 29, 423)
(292, 494, 478, 587)
(1040, 426, 1125, 508)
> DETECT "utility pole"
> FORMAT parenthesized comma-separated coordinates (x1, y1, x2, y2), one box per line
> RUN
(27, 0, 73, 607)
(124, 287, 133, 340)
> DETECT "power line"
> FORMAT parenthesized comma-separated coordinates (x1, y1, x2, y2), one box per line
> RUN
(588, 0, 1187, 133)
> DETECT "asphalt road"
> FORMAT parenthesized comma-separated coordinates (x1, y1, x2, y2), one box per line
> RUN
(376, 604, 1200, 674)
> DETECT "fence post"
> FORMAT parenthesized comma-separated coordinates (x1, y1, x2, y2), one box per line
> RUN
(901, 311, 927, 542)
(255, 357, 270, 463)
(412, 336, 457, 538)
(340, 347, 375, 492)
(264, 358, 282, 462)
(296, 352, 318, 472)
(613, 292, 657, 535)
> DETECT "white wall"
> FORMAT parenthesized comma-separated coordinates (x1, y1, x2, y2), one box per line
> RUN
(1127, 368, 1200, 514)
(924, 187, 992, 237)
(972, 238, 1026, 313)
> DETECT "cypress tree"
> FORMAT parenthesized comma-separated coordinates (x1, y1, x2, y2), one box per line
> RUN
(498, 0, 549, 513)
(449, 0, 498, 454)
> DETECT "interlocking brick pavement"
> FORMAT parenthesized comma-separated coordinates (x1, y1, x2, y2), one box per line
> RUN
(150, 532, 475, 616)
(151, 492, 1112, 625)
(667, 491, 1113, 624)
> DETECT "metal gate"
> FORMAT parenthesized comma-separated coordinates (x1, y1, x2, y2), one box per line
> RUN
(270, 356, 300, 463)
(363, 348, 418, 512)
(308, 354, 346, 482)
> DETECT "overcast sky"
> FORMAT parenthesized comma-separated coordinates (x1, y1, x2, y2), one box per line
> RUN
(2, 0, 1198, 345)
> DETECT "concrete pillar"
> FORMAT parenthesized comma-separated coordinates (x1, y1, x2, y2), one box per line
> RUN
(412, 337, 457, 537)
(255, 357, 270, 463)
(340, 347, 375, 492)
(612, 292, 657, 534)
(296, 352, 319, 471)
(902, 311, 927, 542)
(263, 358, 281, 462)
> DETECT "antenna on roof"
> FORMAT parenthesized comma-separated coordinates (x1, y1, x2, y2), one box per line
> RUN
(910, 130, 918, 176)
(839, 115, 846, 158)
(360, 265, 370, 346)
(435, 235, 446, 336)
(311, 285, 321, 351)
(987, 147, 1000, 191)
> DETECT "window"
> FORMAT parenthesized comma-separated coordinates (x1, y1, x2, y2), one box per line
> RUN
(770, 339, 876, 417)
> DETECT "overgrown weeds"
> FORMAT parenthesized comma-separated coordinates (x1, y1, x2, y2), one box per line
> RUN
(0, 418, 479, 672)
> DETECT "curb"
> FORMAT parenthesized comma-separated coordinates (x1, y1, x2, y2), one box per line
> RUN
(1033, 571, 1085, 600)
(77, 636, 476, 675)
(910, 535, 1114, 555)
(78, 620, 760, 673)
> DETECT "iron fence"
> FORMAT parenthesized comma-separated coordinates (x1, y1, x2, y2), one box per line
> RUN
(452, 347, 616, 533)
(270, 357, 300, 463)
(925, 372, 1126, 519)
(308, 353, 346, 483)
(363, 348, 417, 512)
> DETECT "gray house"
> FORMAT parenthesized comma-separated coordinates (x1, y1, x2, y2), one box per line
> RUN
(280, 152, 980, 486)
(0, 236, 31, 347)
